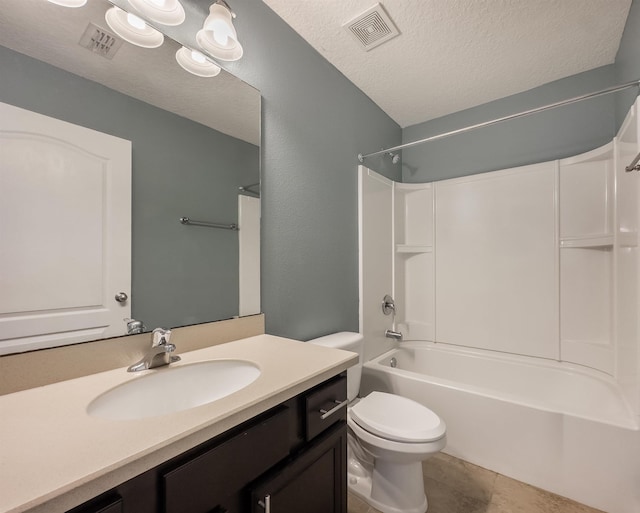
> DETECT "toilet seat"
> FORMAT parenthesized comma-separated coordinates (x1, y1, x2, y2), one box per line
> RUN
(350, 392, 446, 443)
(347, 414, 447, 456)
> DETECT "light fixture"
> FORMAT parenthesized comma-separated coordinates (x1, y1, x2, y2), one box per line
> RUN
(127, 0, 185, 26)
(105, 6, 164, 49)
(196, 1, 243, 62)
(46, 0, 87, 6)
(175, 47, 221, 78)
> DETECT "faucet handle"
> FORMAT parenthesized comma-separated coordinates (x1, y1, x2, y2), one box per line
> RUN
(382, 295, 396, 316)
(125, 318, 145, 334)
(152, 327, 171, 347)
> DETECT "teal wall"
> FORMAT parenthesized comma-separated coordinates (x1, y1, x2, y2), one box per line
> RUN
(616, 0, 640, 125)
(207, 1, 403, 340)
(402, 1, 640, 183)
(0, 45, 259, 330)
(402, 65, 618, 182)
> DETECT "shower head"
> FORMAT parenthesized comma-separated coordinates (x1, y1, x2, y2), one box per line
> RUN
(386, 152, 400, 164)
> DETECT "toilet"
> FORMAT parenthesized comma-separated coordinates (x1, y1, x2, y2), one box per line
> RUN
(309, 332, 446, 513)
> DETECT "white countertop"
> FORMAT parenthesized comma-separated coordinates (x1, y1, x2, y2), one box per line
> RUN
(0, 335, 357, 513)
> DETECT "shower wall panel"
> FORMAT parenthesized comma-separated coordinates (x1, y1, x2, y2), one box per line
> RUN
(434, 163, 559, 359)
(615, 102, 640, 417)
(359, 166, 395, 362)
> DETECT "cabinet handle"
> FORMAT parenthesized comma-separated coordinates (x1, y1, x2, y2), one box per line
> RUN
(258, 494, 271, 512)
(319, 399, 348, 420)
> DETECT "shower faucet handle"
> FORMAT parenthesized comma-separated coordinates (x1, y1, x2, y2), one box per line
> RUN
(382, 295, 396, 315)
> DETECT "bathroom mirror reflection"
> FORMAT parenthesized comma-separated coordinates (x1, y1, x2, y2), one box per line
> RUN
(0, 0, 261, 355)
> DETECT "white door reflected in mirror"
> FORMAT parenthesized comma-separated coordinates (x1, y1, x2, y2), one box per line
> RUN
(0, 102, 132, 355)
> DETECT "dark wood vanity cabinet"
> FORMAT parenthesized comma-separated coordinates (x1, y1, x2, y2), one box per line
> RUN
(163, 405, 292, 513)
(250, 423, 346, 513)
(67, 374, 347, 513)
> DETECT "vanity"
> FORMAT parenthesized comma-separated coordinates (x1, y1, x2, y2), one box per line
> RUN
(0, 335, 357, 513)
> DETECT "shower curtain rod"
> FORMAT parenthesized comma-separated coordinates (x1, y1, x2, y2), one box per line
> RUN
(357, 79, 640, 163)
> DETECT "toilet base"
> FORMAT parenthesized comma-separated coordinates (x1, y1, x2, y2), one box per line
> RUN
(347, 448, 428, 513)
(348, 469, 428, 513)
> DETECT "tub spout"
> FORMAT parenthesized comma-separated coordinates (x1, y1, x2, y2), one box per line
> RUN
(385, 329, 403, 341)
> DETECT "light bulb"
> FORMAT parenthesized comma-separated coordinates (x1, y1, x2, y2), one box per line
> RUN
(105, 6, 164, 48)
(196, 2, 243, 61)
(126, 13, 147, 30)
(213, 31, 229, 46)
(203, 3, 237, 42)
(127, 0, 185, 26)
(47, 0, 87, 6)
(176, 46, 221, 77)
(210, 19, 232, 34)
(191, 50, 207, 64)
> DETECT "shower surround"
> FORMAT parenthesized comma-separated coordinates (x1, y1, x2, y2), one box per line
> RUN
(357, 100, 640, 513)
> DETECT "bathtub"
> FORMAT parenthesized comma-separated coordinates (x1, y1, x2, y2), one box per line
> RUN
(360, 341, 640, 513)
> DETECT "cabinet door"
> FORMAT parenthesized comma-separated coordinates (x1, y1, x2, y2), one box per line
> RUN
(163, 406, 290, 513)
(66, 469, 158, 513)
(250, 423, 346, 513)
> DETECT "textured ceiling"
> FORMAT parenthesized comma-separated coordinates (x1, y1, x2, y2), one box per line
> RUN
(0, 0, 260, 145)
(262, 0, 632, 128)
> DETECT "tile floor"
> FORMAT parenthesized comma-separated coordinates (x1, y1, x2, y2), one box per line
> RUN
(347, 453, 605, 513)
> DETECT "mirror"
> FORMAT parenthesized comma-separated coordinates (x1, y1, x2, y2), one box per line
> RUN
(0, 0, 261, 354)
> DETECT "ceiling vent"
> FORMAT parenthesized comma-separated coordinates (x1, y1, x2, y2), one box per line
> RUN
(343, 3, 400, 51)
(79, 23, 123, 59)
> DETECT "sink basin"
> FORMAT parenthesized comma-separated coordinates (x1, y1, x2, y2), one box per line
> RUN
(87, 359, 261, 420)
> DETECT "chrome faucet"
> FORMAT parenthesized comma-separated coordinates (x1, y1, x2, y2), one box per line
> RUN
(385, 329, 403, 341)
(127, 328, 180, 372)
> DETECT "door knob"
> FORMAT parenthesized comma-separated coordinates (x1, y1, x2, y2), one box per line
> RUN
(115, 292, 128, 303)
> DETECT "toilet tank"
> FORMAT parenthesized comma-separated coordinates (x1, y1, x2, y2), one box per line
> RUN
(308, 332, 363, 401)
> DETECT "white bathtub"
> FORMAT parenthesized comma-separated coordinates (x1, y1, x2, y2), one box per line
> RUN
(360, 341, 640, 513)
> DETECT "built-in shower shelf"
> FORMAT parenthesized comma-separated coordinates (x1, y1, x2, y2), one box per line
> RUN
(560, 234, 614, 248)
(396, 244, 432, 254)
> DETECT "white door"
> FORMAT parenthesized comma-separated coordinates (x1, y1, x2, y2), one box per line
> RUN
(0, 102, 131, 355)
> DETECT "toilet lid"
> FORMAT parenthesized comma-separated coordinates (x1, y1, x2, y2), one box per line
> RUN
(350, 392, 445, 443)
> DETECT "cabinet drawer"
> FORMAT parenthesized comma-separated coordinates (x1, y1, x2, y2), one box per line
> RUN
(163, 406, 290, 513)
(67, 495, 122, 513)
(305, 375, 347, 440)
